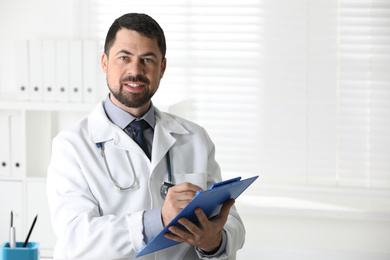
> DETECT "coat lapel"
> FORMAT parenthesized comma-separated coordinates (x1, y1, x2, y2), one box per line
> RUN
(88, 102, 114, 144)
(151, 108, 189, 171)
(88, 102, 148, 153)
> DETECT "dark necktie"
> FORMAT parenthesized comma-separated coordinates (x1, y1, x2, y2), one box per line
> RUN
(126, 120, 151, 159)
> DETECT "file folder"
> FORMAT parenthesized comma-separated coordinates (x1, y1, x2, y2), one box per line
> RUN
(10, 114, 24, 177)
(136, 175, 259, 257)
(0, 115, 11, 176)
(56, 41, 70, 102)
(29, 40, 43, 101)
(69, 40, 83, 102)
(15, 40, 30, 100)
(42, 40, 56, 102)
(83, 40, 98, 103)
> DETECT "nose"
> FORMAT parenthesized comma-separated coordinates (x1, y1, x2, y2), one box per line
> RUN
(126, 58, 145, 76)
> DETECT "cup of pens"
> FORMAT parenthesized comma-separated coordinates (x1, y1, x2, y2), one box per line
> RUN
(0, 211, 39, 260)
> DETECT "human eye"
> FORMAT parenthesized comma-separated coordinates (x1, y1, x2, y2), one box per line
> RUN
(144, 58, 153, 63)
(120, 56, 129, 61)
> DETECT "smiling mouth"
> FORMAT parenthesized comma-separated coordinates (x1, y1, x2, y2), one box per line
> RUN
(123, 82, 146, 93)
(121, 75, 150, 88)
(126, 83, 142, 88)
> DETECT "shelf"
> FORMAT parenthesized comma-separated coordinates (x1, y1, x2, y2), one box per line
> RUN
(0, 99, 99, 112)
(0, 176, 47, 183)
(0, 176, 24, 182)
(26, 177, 47, 182)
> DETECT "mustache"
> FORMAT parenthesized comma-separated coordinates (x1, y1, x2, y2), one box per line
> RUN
(121, 75, 150, 84)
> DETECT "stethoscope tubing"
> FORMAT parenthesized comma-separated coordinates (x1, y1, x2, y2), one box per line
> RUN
(97, 142, 173, 198)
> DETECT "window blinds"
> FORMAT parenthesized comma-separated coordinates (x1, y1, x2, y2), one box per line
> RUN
(84, 0, 390, 189)
(338, 0, 390, 188)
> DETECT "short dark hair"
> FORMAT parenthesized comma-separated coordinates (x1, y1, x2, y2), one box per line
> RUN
(104, 13, 166, 61)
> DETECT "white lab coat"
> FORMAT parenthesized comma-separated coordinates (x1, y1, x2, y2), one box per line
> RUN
(47, 102, 245, 260)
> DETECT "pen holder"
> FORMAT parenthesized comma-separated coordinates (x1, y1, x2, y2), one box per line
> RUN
(0, 242, 39, 260)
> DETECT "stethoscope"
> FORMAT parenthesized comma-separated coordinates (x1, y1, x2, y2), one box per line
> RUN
(96, 142, 173, 199)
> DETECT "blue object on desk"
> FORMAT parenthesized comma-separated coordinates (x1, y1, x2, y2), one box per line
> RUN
(0, 242, 39, 260)
(136, 175, 259, 257)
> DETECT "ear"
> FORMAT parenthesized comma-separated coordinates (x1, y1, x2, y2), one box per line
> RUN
(160, 58, 167, 79)
(101, 53, 108, 73)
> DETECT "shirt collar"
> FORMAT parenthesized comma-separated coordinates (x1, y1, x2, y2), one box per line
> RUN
(103, 94, 156, 130)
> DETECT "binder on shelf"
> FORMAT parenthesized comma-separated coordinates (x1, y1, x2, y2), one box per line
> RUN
(42, 40, 56, 102)
(29, 40, 43, 101)
(83, 40, 98, 103)
(10, 114, 24, 177)
(56, 40, 70, 102)
(0, 115, 11, 176)
(136, 175, 259, 257)
(69, 40, 83, 102)
(15, 40, 30, 101)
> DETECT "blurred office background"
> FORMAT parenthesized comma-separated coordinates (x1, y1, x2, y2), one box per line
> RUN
(0, 0, 389, 259)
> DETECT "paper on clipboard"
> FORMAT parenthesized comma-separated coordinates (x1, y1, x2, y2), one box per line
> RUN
(136, 175, 259, 258)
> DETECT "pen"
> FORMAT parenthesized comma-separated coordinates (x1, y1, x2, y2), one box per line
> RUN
(163, 182, 175, 188)
(23, 214, 38, 248)
(9, 211, 16, 248)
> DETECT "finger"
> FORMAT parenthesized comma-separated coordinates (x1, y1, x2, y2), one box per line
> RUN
(166, 183, 202, 203)
(221, 199, 235, 213)
(164, 231, 185, 243)
(216, 199, 235, 220)
(194, 208, 208, 225)
(178, 217, 200, 234)
(171, 182, 203, 193)
(169, 201, 191, 211)
(172, 191, 198, 201)
(165, 192, 196, 207)
(168, 225, 193, 241)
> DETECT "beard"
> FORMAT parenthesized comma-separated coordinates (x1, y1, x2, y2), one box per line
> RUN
(108, 75, 156, 108)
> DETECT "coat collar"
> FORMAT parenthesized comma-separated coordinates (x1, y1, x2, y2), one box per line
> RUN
(88, 102, 114, 144)
(88, 102, 189, 165)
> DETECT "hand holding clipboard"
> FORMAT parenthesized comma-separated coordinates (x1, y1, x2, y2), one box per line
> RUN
(136, 175, 259, 257)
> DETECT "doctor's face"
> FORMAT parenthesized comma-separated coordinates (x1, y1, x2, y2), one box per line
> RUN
(101, 28, 167, 116)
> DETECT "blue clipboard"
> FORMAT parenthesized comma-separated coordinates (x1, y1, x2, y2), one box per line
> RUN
(136, 175, 259, 257)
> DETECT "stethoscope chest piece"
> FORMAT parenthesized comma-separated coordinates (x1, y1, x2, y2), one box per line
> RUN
(160, 182, 173, 199)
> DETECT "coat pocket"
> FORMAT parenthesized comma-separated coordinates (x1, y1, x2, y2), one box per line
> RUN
(173, 172, 208, 190)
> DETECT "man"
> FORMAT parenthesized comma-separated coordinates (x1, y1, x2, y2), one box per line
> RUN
(47, 13, 245, 259)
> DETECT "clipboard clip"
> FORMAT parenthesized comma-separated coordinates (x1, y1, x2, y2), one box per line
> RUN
(211, 177, 241, 189)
